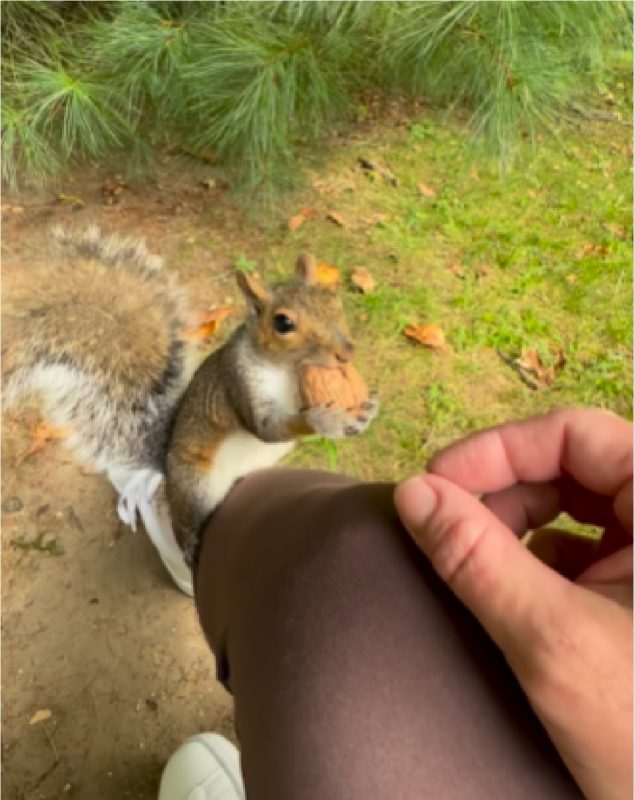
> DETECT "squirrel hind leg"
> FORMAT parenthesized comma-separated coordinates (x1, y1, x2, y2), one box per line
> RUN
(166, 476, 215, 567)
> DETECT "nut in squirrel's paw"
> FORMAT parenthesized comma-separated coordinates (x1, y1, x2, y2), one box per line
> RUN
(300, 363, 378, 439)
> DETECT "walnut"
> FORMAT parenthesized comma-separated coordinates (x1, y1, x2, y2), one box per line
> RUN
(300, 362, 369, 411)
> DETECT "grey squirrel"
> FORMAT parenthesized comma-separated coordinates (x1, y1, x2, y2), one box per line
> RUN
(5, 227, 379, 594)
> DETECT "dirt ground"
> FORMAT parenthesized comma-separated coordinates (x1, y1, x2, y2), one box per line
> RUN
(1, 163, 266, 800)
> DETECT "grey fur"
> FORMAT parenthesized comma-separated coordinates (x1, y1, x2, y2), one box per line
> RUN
(5, 227, 191, 473)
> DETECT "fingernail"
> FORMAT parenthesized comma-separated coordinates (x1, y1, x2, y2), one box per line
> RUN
(394, 476, 437, 530)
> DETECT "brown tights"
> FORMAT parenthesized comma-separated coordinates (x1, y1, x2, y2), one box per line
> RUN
(195, 470, 582, 800)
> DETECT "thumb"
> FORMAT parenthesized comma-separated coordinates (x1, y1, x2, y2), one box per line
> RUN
(394, 474, 570, 656)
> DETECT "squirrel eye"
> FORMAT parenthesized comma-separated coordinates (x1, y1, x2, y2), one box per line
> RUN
(273, 312, 296, 335)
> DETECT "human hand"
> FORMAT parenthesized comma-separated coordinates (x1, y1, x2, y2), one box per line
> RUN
(394, 408, 633, 800)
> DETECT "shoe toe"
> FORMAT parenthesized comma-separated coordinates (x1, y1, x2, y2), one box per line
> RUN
(159, 733, 244, 800)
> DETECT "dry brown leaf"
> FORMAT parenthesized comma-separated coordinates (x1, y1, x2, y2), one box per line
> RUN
(182, 306, 234, 341)
(404, 323, 445, 349)
(357, 157, 398, 187)
(417, 182, 437, 198)
(576, 242, 595, 258)
(361, 212, 390, 227)
(449, 262, 465, 280)
(29, 709, 52, 725)
(350, 267, 376, 294)
(499, 347, 566, 390)
(576, 242, 608, 259)
(603, 222, 627, 239)
(288, 214, 306, 232)
(476, 263, 492, 278)
(326, 210, 350, 228)
(316, 262, 341, 287)
(288, 207, 317, 232)
(2, 203, 25, 215)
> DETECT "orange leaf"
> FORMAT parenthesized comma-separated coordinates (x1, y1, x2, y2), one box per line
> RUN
(326, 210, 350, 228)
(404, 323, 445, 349)
(417, 182, 437, 198)
(288, 214, 306, 232)
(350, 267, 376, 294)
(575, 242, 608, 259)
(288, 207, 317, 231)
(499, 346, 566, 390)
(517, 348, 543, 374)
(182, 306, 234, 341)
(316, 262, 341, 287)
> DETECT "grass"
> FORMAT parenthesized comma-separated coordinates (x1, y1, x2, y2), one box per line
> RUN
(195, 88, 631, 483)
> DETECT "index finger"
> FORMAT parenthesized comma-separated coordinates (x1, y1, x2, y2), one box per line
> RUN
(429, 407, 633, 498)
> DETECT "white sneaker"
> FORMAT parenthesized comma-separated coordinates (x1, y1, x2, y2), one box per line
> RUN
(159, 733, 245, 800)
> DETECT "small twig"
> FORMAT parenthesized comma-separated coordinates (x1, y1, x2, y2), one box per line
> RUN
(42, 722, 59, 763)
(568, 103, 633, 128)
(496, 349, 539, 391)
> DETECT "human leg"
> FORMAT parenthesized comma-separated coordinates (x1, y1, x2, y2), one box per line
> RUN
(194, 469, 582, 800)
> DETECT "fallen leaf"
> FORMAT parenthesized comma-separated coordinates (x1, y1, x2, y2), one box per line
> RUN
(576, 242, 608, 259)
(101, 177, 125, 196)
(29, 709, 52, 725)
(181, 306, 234, 341)
(576, 242, 595, 258)
(316, 263, 341, 287)
(360, 212, 390, 227)
(475, 263, 492, 278)
(417, 182, 437, 198)
(326, 210, 350, 228)
(449, 262, 465, 280)
(2, 203, 25, 214)
(517, 348, 542, 374)
(404, 323, 445, 349)
(57, 193, 85, 208)
(498, 347, 566, 390)
(357, 157, 398, 186)
(288, 214, 306, 232)
(287, 207, 317, 232)
(603, 222, 627, 239)
(350, 267, 376, 294)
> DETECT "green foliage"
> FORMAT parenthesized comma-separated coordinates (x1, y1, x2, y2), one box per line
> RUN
(2, 0, 632, 191)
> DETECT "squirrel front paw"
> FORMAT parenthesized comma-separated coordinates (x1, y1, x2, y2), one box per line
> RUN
(304, 392, 379, 440)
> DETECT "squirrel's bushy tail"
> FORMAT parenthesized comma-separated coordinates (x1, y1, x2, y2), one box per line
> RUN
(4, 225, 193, 473)
(50, 224, 164, 273)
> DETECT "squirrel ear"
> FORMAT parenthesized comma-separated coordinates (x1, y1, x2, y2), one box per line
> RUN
(236, 271, 269, 314)
(296, 253, 317, 285)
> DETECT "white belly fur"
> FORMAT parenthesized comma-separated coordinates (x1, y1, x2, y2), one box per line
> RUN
(206, 430, 295, 507)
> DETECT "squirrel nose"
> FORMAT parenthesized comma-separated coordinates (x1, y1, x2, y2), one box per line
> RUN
(335, 336, 355, 363)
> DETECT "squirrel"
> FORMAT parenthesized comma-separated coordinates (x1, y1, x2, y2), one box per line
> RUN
(4, 226, 378, 595)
